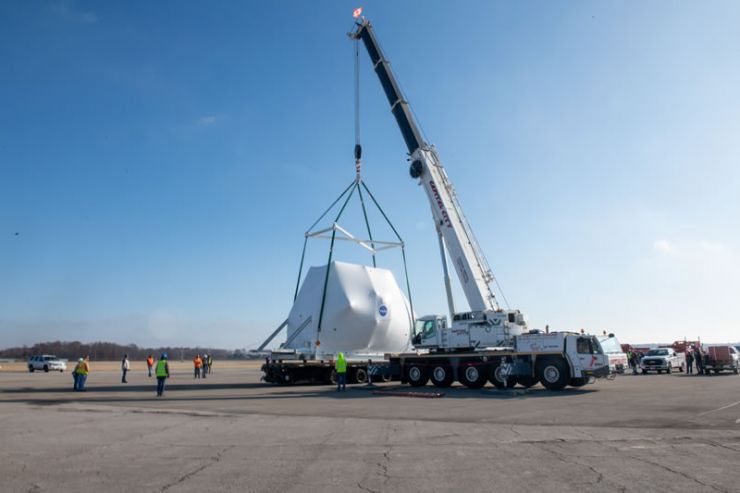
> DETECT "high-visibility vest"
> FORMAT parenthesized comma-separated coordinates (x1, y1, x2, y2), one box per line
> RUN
(194, 357, 202, 368)
(147, 357, 154, 367)
(156, 360, 168, 378)
(335, 355, 347, 374)
(75, 362, 89, 375)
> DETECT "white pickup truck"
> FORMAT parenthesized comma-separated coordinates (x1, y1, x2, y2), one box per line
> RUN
(640, 348, 684, 374)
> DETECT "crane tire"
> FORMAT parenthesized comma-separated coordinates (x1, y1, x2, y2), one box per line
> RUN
(537, 358, 569, 391)
(517, 375, 539, 388)
(569, 377, 588, 387)
(490, 365, 517, 389)
(405, 364, 429, 387)
(354, 368, 368, 384)
(459, 363, 487, 389)
(430, 365, 454, 388)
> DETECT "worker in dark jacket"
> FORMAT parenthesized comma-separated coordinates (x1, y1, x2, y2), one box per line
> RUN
(694, 348, 704, 375)
(686, 350, 694, 374)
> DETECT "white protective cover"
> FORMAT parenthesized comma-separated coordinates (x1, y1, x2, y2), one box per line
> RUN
(285, 261, 413, 360)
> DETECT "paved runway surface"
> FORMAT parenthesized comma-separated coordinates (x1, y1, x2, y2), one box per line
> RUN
(2, 365, 740, 492)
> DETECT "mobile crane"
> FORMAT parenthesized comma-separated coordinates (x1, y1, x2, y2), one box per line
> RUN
(352, 18, 610, 390)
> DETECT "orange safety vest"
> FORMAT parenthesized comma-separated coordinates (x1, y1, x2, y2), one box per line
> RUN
(194, 357, 202, 368)
(147, 357, 154, 367)
(76, 361, 89, 375)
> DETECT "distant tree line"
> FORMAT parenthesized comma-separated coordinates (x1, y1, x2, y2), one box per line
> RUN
(0, 341, 258, 361)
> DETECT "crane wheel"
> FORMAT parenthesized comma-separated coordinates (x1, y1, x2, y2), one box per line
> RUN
(405, 364, 429, 387)
(569, 377, 588, 387)
(354, 368, 368, 384)
(459, 363, 487, 389)
(517, 375, 539, 389)
(430, 365, 454, 388)
(536, 358, 569, 391)
(490, 365, 516, 389)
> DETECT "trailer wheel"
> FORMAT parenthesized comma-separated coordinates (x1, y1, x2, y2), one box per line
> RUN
(537, 358, 568, 391)
(354, 368, 368, 384)
(517, 375, 538, 388)
(490, 365, 516, 389)
(641, 369, 647, 374)
(405, 365, 429, 387)
(430, 365, 454, 388)
(459, 364, 487, 389)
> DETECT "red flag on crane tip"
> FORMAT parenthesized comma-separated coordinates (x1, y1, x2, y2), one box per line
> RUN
(353, 7, 363, 18)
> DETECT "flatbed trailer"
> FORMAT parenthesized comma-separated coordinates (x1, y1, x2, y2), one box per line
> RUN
(261, 358, 394, 385)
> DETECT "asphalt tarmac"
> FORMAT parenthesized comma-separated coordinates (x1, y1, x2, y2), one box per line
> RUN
(2, 365, 740, 492)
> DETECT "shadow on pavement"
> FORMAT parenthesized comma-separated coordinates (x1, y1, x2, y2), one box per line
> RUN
(0, 382, 597, 406)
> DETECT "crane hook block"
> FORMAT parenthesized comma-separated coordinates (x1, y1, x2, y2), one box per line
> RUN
(409, 159, 423, 179)
(354, 144, 362, 160)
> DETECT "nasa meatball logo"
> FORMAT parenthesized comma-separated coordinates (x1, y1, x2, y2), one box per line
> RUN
(378, 305, 388, 317)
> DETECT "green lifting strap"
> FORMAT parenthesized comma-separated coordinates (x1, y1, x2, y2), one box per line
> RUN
(293, 180, 355, 301)
(360, 181, 415, 322)
(316, 182, 358, 336)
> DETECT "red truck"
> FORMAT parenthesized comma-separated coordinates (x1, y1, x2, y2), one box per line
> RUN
(703, 345, 740, 375)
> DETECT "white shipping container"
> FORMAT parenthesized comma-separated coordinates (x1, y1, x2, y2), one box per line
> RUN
(285, 261, 413, 360)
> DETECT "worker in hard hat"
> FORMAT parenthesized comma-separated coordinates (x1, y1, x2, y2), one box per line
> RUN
(335, 352, 347, 392)
(155, 353, 170, 397)
(74, 357, 89, 391)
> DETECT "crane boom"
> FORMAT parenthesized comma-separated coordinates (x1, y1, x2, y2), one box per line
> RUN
(352, 19, 500, 313)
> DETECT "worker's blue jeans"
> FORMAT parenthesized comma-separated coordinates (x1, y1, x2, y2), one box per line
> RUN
(75, 374, 87, 391)
(148, 366, 152, 377)
(336, 372, 346, 391)
(157, 377, 166, 396)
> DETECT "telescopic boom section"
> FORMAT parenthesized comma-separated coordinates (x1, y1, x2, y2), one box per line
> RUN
(352, 20, 424, 154)
(352, 19, 501, 313)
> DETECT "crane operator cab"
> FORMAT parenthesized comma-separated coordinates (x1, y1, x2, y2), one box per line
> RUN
(412, 315, 447, 348)
(412, 310, 528, 350)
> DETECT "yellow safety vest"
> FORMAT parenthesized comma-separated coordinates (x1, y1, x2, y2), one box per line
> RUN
(75, 362, 88, 375)
(155, 360, 168, 378)
(335, 355, 347, 374)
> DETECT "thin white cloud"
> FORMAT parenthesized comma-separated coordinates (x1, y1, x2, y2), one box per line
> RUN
(652, 239, 675, 256)
(651, 239, 737, 276)
(198, 116, 217, 126)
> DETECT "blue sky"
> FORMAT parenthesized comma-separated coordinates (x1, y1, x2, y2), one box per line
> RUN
(1, 1, 739, 349)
